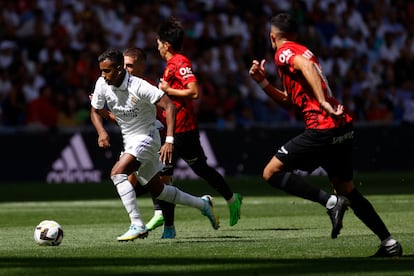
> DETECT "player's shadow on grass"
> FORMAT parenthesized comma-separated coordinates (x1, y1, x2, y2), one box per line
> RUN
(247, 227, 304, 231)
(175, 228, 304, 242)
(0, 256, 413, 274)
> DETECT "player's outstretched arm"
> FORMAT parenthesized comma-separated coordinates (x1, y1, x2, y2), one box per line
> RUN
(249, 59, 291, 109)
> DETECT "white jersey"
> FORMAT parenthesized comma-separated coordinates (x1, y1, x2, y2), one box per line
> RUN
(91, 72, 166, 184)
(91, 72, 165, 145)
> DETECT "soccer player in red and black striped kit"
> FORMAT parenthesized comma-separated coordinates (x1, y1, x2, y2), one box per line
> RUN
(154, 17, 243, 234)
(249, 13, 402, 257)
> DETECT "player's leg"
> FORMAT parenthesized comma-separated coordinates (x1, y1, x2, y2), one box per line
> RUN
(129, 172, 170, 235)
(146, 127, 175, 235)
(264, 156, 338, 206)
(176, 130, 242, 226)
(146, 174, 220, 230)
(265, 130, 350, 238)
(264, 156, 348, 238)
(333, 178, 402, 257)
(157, 174, 176, 238)
(137, 138, 220, 231)
(111, 153, 148, 241)
(146, 166, 175, 234)
(188, 157, 243, 226)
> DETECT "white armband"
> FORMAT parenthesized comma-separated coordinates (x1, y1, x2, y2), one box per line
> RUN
(165, 136, 174, 144)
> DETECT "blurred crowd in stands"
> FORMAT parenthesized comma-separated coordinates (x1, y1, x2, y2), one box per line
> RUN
(0, 0, 413, 131)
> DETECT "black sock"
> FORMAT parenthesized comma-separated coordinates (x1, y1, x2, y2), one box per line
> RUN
(267, 172, 331, 207)
(158, 199, 175, 227)
(152, 197, 161, 211)
(190, 161, 233, 200)
(347, 188, 391, 241)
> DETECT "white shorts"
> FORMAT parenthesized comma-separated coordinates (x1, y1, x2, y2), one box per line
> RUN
(123, 130, 164, 185)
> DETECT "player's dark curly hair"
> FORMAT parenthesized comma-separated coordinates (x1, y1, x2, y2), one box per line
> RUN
(270, 13, 298, 35)
(98, 48, 124, 67)
(157, 17, 184, 51)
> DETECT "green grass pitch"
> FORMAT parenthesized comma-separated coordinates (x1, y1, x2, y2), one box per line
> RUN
(0, 173, 413, 275)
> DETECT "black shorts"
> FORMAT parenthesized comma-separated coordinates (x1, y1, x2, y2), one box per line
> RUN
(160, 129, 207, 176)
(274, 123, 354, 181)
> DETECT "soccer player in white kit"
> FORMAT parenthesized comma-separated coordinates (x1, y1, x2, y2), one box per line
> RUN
(90, 48, 220, 241)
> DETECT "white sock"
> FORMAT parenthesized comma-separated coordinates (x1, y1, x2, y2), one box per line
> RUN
(382, 236, 397, 247)
(326, 195, 338, 209)
(157, 185, 204, 210)
(111, 174, 144, 228)
(154, 210, 163, 216)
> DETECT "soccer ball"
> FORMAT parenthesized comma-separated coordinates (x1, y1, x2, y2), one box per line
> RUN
(34, 220, 64, 246)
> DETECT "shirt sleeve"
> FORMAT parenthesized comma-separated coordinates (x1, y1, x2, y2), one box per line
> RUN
(174, 59, 197, 86)
(91, 77, 106, 109)
(139, 78, 165, 104)
(275, 45, 297, 73)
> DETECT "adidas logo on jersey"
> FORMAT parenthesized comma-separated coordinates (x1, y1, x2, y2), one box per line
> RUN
(47, 133, 101, 183)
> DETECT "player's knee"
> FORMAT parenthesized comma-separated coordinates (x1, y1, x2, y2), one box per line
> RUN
(263, 170, 271, 181)
(263, 167, 281, 181)
(263, 157, 284, 181)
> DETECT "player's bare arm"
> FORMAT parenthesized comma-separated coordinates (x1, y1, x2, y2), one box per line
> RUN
(90, 106, 111, 148)
(97, 108, 117, 124)
(293, 55, 344, 117)
(155, 94, 176, 164)
(249, 59, 291, 109)
(159, 79, 199, 99)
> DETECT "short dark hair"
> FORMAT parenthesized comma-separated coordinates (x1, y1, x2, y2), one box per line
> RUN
(157, 17, 184, 51)
(98, 48, 124, 67)
(123, 47, 147, 63)
(270, 13, 298, 35)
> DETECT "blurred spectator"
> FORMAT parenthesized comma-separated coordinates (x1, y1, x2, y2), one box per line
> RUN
(16, 8, 51, 61)
(365, 92, 393, 123)
(2, 79, 27, 126)
(195, 72, 218, 123)
(401, 96, 414, 125)
(0, 0, 413, 129)
(56, 93, 89, 128)
(0, 40, 17, 70)
(0, 69, 12, 104)
(25, 84, 58, 129)
(379, 32, 401, 64)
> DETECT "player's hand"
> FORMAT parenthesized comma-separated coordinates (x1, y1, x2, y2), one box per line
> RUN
(98, 132, 111, 148)
(249, 59, 267, 83)
(159, 142, 173, 165)
(332, 104, 345, 117)
(158, 78, 170, 94)
(320, 101, 344, 117)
